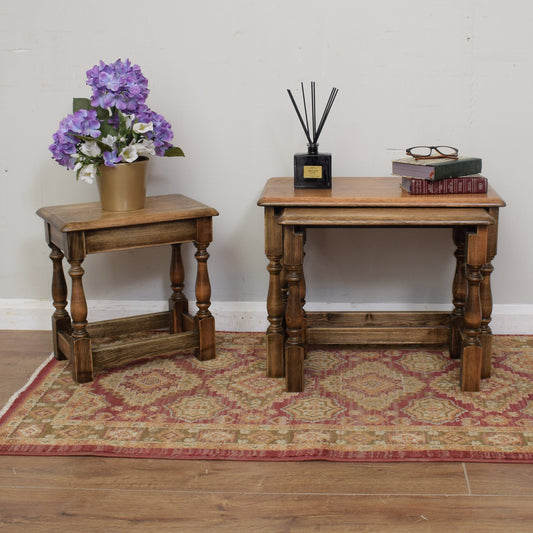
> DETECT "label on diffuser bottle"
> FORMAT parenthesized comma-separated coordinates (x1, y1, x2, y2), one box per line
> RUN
(303, 165, 323, 179)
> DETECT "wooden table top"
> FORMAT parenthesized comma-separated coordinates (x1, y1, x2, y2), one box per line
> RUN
(258, 177, 506, 208)
(37, 194, 219, 232)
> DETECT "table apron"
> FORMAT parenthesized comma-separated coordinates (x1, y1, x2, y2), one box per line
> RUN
(81, 219, 198, 254)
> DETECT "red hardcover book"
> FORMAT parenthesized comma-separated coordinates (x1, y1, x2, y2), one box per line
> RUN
(401, 175, 488, 195)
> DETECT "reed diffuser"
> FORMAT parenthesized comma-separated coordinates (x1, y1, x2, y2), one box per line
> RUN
(288, 82, 338, 189)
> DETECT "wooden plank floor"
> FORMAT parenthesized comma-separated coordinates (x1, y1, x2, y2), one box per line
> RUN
(1, 330, 533, 532)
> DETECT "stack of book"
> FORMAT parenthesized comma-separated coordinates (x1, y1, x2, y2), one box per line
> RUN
(392, 156, 487, 195)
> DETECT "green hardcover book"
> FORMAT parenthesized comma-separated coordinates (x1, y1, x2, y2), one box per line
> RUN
(392, 156, 482, 181)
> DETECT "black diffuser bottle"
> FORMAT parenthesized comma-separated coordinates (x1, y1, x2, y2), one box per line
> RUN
(288, 82, 338, 189)
(294, 142, 331, 189)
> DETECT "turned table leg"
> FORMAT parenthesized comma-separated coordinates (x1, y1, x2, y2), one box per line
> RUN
(265, 207, 285, 377)
(67, 257, 93, 383)
(480, 208, 499, 379)
(49, 243, 71, 360)
(450, 227, 467, 359)
(169, 243, 189, 333)
(194, 218, 215, 361)
(284, 225, 305, 392)
(300, 230, 307, 359)
(461, 225, 488, 392)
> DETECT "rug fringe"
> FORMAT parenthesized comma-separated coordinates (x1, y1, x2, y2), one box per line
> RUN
(0, 353, 54, 420)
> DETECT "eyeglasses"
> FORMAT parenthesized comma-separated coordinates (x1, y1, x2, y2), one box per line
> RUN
(406, 145, 459, 160)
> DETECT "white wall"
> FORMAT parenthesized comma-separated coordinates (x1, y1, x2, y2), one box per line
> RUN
(2, 1, 532, 328)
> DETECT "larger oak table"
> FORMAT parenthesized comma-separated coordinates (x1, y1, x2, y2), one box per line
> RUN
(258, 177, 506, 392)
(37, 194, 218, 383)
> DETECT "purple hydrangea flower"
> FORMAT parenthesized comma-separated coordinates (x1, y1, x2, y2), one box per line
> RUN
(50, 59, 183, 178)
(86, 58, 149, 112)
(49, 109, 101, 168)
(103, 150, 122, 166)
(135, 104, 174, 156)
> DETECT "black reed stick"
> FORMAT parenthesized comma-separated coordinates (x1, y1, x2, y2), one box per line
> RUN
(287, 89, 312, 144)
(301, 82, 310, 137)
(311, 81, 317, 142)
(315, 87, 338, 141)
(288, 82, 338, 146)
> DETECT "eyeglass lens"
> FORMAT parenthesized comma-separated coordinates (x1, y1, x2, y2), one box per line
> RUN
(408, 146, 458, 157)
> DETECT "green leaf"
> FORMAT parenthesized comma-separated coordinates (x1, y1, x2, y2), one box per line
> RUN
(164, 147, 185, 157)
(73, 98, 108, 121)
(118, 110, 129, 138)
(71, 133, 97, 143)
(73, 98, 92, 113)
(95, 106, 110, 122)
(99, 122, 118, 139)
(96, 140, 113, 152)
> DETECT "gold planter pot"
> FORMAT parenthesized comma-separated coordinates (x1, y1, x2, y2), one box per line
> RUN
(97, 157, 148, 211)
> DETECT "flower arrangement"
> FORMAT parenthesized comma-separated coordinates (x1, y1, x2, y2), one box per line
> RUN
(49, 59, 184, 183)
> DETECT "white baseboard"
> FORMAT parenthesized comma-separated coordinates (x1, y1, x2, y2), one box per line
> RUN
(0, 299, 269, 332)
(0, 298, 532, 334)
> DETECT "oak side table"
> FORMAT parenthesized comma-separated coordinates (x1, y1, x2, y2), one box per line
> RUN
(37, 194, 218, 383)
(258, 177, 506, 393)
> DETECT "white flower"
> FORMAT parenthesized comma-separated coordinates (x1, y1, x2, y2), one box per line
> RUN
(134, 139, 156, 156)
(75, 163, 97, 184)
(101, 135, 117, 150)
(120, 145, 139, 163)
(79, 141, 101, 157)
(124, 114, 134, 129)
(133, 121, 153, 134)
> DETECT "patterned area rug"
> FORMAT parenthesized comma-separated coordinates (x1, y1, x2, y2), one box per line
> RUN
(1, 333, 533, 462)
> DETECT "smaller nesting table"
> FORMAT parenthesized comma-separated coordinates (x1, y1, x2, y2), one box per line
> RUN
(37, 194, 218, 383)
